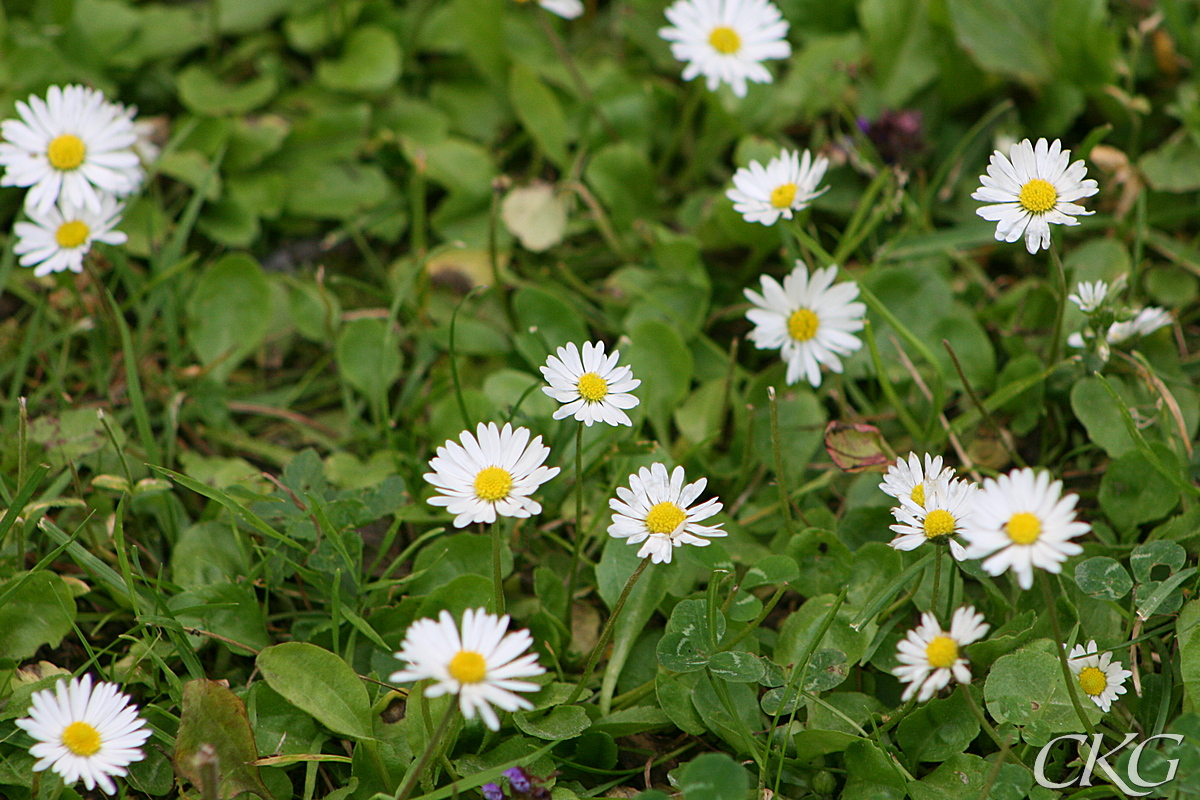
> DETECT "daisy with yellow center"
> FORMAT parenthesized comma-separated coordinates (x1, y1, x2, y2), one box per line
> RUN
(15, 674, 151, 795)
(744, 261, 865, 388)
(425, 422, 560, 528)
(0, 85, 143, 214)
(879, 452, 955, 512)
(1067, 640, 1132, 713)
(888, 475, 976, 560)
(726, 148, 829, 226)
(13, 195, 128, 277)
(972, 137, 1098, 254)
(390, 608, 545, 731)
(961, 467, 1090, 590)
(659, 0, 791, 98)
(894, 606, 989, 703)
(608, 463, 725, 564)
(541, 341, 641, 427)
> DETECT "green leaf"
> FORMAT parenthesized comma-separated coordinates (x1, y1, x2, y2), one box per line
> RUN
(177, 64, 278, 116)
(945, 0, 1051, 84)
(0, 571, 76, 660)
(677, 752, 749, 800)
(29, 408, 114, 470)
(907, 753, 990, 800)
(584, 142, 656, 229)
(255, 642, 373, 741)
(596, 537, 671, 712)
(512, 705, 591, 740)
(742, 555, 799, 589)
(1136, 567, 1196, 620)
(512, 285, 589, 368)
(170, 583, 270, 656)
(708, 651, 766, 684)
(1070, 376, 1136, 457)
(509, 63, 569, 169)
(1099, 449, 1181, 529)
(841, 740, 907, 800)
(284, 161, 392, 220)
(1073, 557, 1133, 601)
(984, 645, 1100, 744)
(336, 318, 403, 402)
(1139, 131, 1200, 193)
(657, 672, 707, 735)
(804, 649, 850, 693)
(174, 679, 273, 800)
(626, 320, 694, 442)
(859, 0, 938, 106)
(317, 25, 402, 93)
(590, 706, 674, 737)
(408, 532, 512, 596)
(186, 253, 271, 381)
(657, 632, 710, 673)
(896, 688, 980, 763)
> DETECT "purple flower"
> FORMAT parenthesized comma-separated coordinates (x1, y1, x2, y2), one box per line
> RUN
(483, 783, 504, 800)
(504, 767, 532, 794)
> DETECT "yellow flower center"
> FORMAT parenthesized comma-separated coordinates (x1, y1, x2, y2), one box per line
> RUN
(448, 650, 488, 684)
(47, 134, 86, 170)
(1079, 666, 1107, 697)
(645, 501, 687, 535)
(788, 308, 819, 342)
(708, 26, 741, 54)
(770, 183, 798, 208)
(1006, 512, 1041, 545)
(55, 220, 90, 249)
(577, 372, 608, 402)
(923, 509, 956, 539)
(1018, 178, 1058, 214)
(910, 484, 925, 508)
(925, 636, 958, 669)
(474, 466, 513, 502)
(62, 721, 102, 756)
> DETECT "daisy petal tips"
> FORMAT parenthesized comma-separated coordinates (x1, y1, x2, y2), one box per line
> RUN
(960, 467, 1090, 590)
(390, 608, 545, 731)
(608, 463, 725, 564)
(727, 148, 829, 226)
(1067, 640, 1131, 713)
(972, 137, 1098, 254)
(894, 606, 989, 703)
(744, 261, 865, 388)
(659, 0, 791, 98)
(540, 341, 641, 427)
(15, 674, 151, 795)
(424, 422, 561, 528)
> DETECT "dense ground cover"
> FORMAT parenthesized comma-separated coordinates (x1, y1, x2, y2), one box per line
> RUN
(1, 0, 1200, 799)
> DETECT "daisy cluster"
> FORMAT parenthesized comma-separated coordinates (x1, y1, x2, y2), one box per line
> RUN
(0, 85, 155, 276)
(1066, 277, 1173, 363)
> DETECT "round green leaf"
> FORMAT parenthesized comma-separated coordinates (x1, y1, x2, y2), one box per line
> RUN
(512, 705, 591, 740)
(1073, 556, 1134, 601)
(177, 64, 277, 116)
(336, 318, 402, 401)
(1099, 449, 1181, 529)
(0, 572, 76, 660)
(742, 554, 800, 589)
(677, 753, 749, 800)
(707, 651, 765, 684)
(255, 642, 373, 741)
(317, 25, 402, 93)
(186, 253, 271, 381)
(1130, 540, 1187, 584)
(656, 632, 710, 673)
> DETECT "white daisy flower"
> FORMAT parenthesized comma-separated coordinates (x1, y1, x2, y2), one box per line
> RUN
(888, 476, 976, 561)
(971, 138, 1099, 254)
(519, 0, 583, 17)
(878, 452, 955, 510)
(894, 606, 989, 703)
(726, 149, 829, 226)
(1067, 280, 1108, 313)
(425, 422, 561, 528)
(540, 341, 641, 427)
(743, 261, 865, 388)
(1067, 639, 1132, 713)
(1068, 306, 1173, 349)
(608, 462, 725, 564)
(659, 0, 791, 99)
(960, 468, 1090, 590)
(15, 674, 151, 795)
(390, 608, 545, 731)
(13, 195, 128, 277)
(0, 85, 142, 214)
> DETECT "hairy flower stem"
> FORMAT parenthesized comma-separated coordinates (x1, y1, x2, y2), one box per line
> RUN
(492, 517, 507, 615)
(931, 545, 943, 622)
(565, 422, 585, 628)
(768, 386, 799, 534)
(565, 556, 652, 706)
(1048, 239, 1068, 365)
(1039, 572, 1097, 736)
(396, 702, 458, 800)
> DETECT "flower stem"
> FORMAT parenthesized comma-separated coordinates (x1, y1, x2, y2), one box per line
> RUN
(565, 422, 585, 628)
(1039, 572, 1096, 736)
(768, 387, 798, 534)
(396, 701, 458, 800)
(564, 556, 652, 706)
(1048, 239, 1068, 365)
(931, 544, 943, 622)
(492, 517, 506, 615)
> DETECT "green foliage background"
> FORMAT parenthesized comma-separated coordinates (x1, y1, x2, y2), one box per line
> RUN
(1, 0, 1200, 799)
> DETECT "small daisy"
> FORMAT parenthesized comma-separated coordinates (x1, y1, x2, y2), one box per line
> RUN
(879, 452, 955, 510)
(15, 674, 151, 795)
(1067, 280, 1108, 313)
(1067, 640, 1132, 713)
(888, 476, 976, 561)
(390, 608, 545, 730)
(540, 341, 641, 427)
(608, 462, 725, 564)
(425, 422, 561, 528)
(961, 468, 1090, 590)
(0, 85, 142, 214)
(1108, 306, 1172, 343)
(13, 195, 127, 276)
(744, 261, 865, 387)
(972, 138, 1099, 254)
(726, 149, 829, 226)
(894, 606, 989, 703)
(518, 0, 583, 17)
(659, 0, 791, 99)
